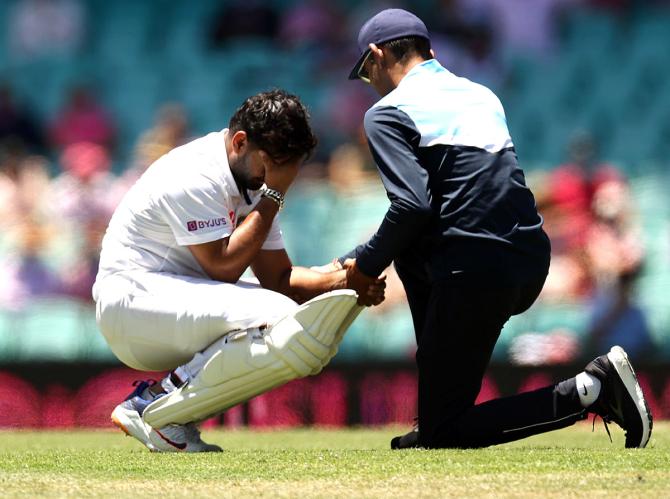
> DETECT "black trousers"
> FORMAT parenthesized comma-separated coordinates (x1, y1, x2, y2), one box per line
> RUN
(396, 262, 586, 448)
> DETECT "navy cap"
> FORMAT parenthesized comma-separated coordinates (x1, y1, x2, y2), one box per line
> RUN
(348, 8, 429, 80)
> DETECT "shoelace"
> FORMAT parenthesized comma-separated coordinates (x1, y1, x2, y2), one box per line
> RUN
(592, 414, 613, 443)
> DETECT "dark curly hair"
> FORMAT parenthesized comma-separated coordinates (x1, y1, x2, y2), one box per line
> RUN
(229, 89, 318, 162)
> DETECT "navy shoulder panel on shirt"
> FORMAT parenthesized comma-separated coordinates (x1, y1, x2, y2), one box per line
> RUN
(364, 104, 421, 141)
(362, 104, 432, 214)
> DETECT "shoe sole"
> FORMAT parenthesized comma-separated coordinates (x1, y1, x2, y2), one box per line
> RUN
(148, 427, 223, 453)
(607, 346, 653, 448)
(111, 405, 157, 452)
(111, 408, 202, 453)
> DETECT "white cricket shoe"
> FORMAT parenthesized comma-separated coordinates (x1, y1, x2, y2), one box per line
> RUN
(111, 380, 222, 453)
(149, 422, 223, 453)
(111, 380, 159, 451)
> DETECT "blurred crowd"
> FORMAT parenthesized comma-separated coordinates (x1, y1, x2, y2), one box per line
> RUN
(1, 0, 667, 364)
(518, 131, 654, 362)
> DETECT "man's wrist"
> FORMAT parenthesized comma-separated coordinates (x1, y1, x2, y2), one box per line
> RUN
(331, 268, 348, 291)
(355, 256, 379, 278)
(260, 186, 285, 210)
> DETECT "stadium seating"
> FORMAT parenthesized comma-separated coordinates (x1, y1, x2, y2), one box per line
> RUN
(0, 298, 114, 362)
(0, 1, 669, 365)
(0, 372, 41, 427)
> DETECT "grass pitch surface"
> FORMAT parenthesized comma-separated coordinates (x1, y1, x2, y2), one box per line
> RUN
(1, 422, 668, 498)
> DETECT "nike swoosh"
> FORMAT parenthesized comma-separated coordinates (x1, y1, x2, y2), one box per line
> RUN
(582, 386, 588, 396)
(155, 429, 187, 450)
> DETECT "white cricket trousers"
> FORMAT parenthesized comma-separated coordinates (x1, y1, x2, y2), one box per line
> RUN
(94, 271, 298, 371)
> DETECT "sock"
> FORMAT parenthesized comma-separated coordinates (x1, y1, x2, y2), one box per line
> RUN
(575, 371, 601, 407)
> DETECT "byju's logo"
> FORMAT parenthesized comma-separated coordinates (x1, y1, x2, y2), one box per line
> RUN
(186, 218, 227, 232)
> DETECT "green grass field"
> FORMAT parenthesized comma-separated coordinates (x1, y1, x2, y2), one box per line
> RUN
(1, 422, 668, 498)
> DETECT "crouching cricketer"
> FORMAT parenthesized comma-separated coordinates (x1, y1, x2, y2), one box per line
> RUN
(92, 90, 385, 452)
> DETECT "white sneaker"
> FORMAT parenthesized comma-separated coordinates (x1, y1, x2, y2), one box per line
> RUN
(111, 380, 159, 451)
(149, 422, 222, 453)
(111, 380, 222, 453)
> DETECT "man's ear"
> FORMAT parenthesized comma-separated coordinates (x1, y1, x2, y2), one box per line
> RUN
(231, 130, 248, 154)
(368, 43, 385, 66)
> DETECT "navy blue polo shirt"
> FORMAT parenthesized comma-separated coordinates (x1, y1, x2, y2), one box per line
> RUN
(342, 59, 550, 282)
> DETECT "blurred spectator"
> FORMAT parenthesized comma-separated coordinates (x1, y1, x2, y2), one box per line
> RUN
(7, 0, 85, 60)
(587, 272, 653, 360)
(49, 85, 116, 151)
(59, 218, 104, 303)
(209, 0, 279, 47)
(132, 103, 190, 172)
(428, 1, 504, 89)
(0, 140, 30, 223)
(452, 0, 584, 58)
(539, 131, 623, 301)
(550, 133, 621, 241)
(322, 141, 395, 290)
(586, 179, 643, 285)
(429, 0, 474, 41)
(0, 84, 44, 153)
(509, 330, 579, 365)
(278, 0, 343, 50)
(319, 141, 414, 360)
(453, 25, 503, 89)
(0, 141, 51, 226)
(109, 104, 192, 207)
(319, 87, 376, 151)
(0, 219, 61, 310)
(584, 179, 652, 359)
(45, 143, 116, 290)
(325, 140, 378, 195)
(48, 142, 117, 224)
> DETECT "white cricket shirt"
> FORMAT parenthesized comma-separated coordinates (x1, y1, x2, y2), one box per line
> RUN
(93, 129, 284, 298)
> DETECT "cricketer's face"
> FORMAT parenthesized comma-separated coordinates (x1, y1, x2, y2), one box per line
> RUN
(232, 147, 266, 191)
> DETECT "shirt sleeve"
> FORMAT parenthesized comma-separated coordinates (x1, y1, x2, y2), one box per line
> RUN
(157, 173, 234, 246)
(352, 105, 433, 277)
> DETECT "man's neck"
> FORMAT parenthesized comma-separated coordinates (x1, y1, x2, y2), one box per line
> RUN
(389, 56, 429, 87)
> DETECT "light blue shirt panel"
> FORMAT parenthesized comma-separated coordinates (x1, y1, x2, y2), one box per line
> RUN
(373, 60, 513, 152)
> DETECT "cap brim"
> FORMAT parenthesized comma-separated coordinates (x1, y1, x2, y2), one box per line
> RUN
(348, 50, 369, 80)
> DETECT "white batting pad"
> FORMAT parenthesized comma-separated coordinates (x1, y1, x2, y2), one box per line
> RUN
(142, 290, 362, 427)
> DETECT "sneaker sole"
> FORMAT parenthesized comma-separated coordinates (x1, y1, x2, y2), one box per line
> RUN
(148, 427, 223, 453)
(111, 405, 157, 452)
(607, 346, 653, 448)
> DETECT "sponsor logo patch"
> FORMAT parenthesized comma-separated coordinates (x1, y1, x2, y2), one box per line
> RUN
(186, 217, 227, 232)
